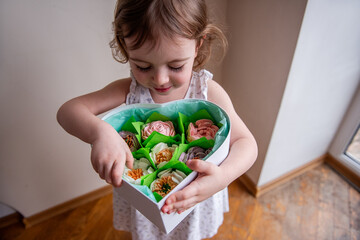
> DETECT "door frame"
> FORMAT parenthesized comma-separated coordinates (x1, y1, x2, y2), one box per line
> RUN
(329, 85, 360, 177)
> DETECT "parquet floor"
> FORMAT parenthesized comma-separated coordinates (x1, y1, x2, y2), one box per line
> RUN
(1, 163, 359, 240)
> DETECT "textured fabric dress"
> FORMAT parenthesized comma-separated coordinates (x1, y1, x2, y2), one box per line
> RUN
(113, 69, 229, 240)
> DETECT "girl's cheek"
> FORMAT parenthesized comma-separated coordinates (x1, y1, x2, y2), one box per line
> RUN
(178, 71, 192, 84)
(132, 70, 149, 80)
(131, 73, 149, 87)
(170, 74, 186, 86)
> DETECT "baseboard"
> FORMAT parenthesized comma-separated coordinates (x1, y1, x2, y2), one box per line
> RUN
(238, 174, 257, 196)
(325, 153, 360, 189)
(22, 185, 113, 228)
(239, 154, 326, 197)
(0, 212, 23, 229)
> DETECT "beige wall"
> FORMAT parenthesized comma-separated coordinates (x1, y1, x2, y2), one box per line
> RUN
(222, 0, 308, 184)
(205, 0, 228, 85)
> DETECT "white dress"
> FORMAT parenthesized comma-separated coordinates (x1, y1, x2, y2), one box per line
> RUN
(113, 69, 229, 240)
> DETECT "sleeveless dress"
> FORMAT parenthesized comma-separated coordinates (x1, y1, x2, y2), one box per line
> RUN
(113, 69, 229, 240)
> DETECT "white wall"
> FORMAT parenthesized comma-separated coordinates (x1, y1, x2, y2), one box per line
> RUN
(0, 0, 128, 217)
(257, 0, 360, 186)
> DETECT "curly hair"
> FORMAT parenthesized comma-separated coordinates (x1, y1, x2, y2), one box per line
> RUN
(109, 0, 227, 71)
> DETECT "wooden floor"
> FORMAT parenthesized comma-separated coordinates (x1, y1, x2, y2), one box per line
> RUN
(1, 163, 359, 240)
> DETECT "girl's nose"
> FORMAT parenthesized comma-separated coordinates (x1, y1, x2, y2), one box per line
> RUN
(153, 69, 169, 86)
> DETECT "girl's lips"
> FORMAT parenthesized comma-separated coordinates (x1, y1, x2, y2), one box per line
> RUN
(154, 86, 172, 93)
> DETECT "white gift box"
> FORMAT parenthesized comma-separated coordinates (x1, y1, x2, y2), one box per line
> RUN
(102, 99, 231, 234)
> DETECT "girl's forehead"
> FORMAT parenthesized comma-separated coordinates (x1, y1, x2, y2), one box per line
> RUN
(125, 35, 196, 60)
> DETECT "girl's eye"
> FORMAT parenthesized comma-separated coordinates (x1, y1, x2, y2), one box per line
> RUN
(136, 65, 152, 72)
(169, 65, 183, 72)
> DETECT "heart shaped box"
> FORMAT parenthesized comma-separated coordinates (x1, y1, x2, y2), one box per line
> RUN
(102, 99, 231, 233)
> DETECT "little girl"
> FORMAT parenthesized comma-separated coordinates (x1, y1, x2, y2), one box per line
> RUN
(57, 0, 257, 239)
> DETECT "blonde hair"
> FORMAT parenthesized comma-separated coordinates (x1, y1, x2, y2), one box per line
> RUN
(110, 0, 228, 71)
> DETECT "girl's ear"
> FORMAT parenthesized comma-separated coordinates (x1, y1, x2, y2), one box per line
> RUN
(195, 37, 205, 56)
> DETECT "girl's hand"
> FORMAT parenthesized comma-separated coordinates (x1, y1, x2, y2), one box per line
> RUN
(161, 159, 226, 214)
(90, 123, 134, 187)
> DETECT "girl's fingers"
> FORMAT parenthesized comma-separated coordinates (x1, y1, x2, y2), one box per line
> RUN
(111, 160, 124, 187)
(92, 161, 100, 174)
(98, 164, 106, 179)
(110, 149, 132, 187)
(163, 196, 198, 213)
(165, 194, 176, 205)
(90, 152, 101, 174)
(104, 162, 114, 184)
(186, 159, 216, 175)
(173, 180, 200, 201)
(125, 149, 134, 169)
(173, 196, 198, 211)
(177, 202, 197, 214)
(91, 144, 132, 186)
(162, 181, 200, 213)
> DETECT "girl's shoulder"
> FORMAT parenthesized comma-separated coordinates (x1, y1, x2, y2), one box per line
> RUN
(207, 79, 234, 112)
(109, 77, 132, 92)
(207, 79, 227, 99)
(85, 77, 132, 114)
(101, 77, 132, 100)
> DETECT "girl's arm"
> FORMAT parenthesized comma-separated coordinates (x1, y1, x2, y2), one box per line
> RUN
(57, 78, 134, 186)
(162, 79, 258, 213)
(207, 79, 258, 186)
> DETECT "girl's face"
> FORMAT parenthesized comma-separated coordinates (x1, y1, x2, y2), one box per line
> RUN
(125, 35, 198, 103)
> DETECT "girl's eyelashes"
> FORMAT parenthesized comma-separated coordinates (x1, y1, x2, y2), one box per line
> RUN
(169, 65, 184, 72)
(135, 64, 184, 72)
(136, 65, 152, 72)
